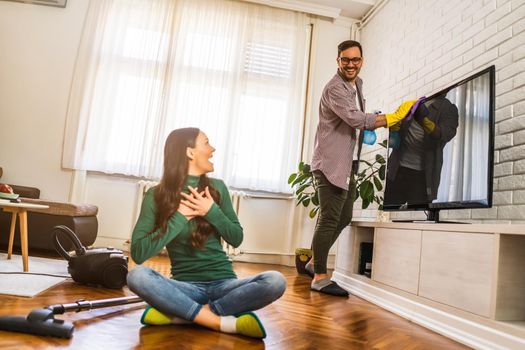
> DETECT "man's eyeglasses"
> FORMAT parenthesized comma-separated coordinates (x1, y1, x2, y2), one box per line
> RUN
(338, 56, 362, 65)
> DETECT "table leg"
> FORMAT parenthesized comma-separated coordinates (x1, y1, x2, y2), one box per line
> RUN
(7, 212, 17, 259)
(19, 210, 29, 272)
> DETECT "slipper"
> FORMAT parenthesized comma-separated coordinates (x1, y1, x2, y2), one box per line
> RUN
(304, 263, 315, 278)
(311, 281, 349, 297)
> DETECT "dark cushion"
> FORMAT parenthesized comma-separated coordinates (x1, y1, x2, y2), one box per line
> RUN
(9, 185, 40, 199)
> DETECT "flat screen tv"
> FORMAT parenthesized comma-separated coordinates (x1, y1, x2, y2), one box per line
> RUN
(383, 65, 495, 222)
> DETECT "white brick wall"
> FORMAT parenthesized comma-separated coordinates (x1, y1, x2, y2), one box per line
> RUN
(356, 0, 525, 223)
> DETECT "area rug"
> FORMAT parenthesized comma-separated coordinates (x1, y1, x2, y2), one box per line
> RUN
(0, 253, 69, 297)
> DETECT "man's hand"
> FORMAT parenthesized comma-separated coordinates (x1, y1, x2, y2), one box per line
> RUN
(385, 100, 416, 127)
(389, 123, 401, 132)
(180, 186, 214, 217)
(413, 103, 429, 122)
(412, 104, 436, 133)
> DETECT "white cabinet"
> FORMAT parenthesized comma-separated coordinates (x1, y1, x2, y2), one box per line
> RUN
(418, 230, 495, 317)
(333, 221, 525, 350)
(372, 228, 421, 295)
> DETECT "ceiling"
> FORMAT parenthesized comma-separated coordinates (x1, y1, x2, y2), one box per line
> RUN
(300, 0, 377, 19)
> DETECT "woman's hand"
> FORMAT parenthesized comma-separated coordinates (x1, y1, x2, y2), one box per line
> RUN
(180, 186, 214, 217)
(177, 201, 197, 221)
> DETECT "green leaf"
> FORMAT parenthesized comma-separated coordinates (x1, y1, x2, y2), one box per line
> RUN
(359, 180, 374, 202)
(309, 207, 318, 218)
(379, 165, 386, 180)
(298, 161, 304, 171)
(375, 153, 386, 164)
(288, 173, 297, 184)
(291, 173, 309, 187)
(362, 197, 371, 209)
(312, 192, 319, 206)
(379, 139, 388, 148)
(302, 198, 311, 207)
(303, 163, 311, 173)
(373, 176, 383, 191)
(295, 183, 310, 195)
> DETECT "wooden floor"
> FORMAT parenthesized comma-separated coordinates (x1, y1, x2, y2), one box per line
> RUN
(0, 255, 470, 350)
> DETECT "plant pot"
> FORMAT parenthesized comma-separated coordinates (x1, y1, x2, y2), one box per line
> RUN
(294, 248, 312, 274)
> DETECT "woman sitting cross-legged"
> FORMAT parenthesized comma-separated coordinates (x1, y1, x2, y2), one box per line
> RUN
(127, 127, 286, 339)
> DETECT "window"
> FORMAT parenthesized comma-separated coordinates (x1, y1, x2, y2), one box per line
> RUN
(63, 0, 310, 193)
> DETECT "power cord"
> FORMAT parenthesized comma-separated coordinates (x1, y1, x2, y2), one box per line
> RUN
(0, 271, 70, 278)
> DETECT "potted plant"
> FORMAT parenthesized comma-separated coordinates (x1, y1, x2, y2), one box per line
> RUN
(288, 139, 387, 219)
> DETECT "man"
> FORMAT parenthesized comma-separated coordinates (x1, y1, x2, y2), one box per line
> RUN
(305, 40, 415, 296)
(384, 93, 459, 206)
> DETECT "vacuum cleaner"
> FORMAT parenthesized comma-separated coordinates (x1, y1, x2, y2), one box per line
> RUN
(0, 295, 143, 338)
(53, 225, 129, 289)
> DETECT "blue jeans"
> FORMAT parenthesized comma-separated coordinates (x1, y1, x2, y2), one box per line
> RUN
(127, 265, 286, 321)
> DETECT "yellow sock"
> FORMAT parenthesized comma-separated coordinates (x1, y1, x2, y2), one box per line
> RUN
(235, 312, 266, 339)
(140, 306, 172, 326)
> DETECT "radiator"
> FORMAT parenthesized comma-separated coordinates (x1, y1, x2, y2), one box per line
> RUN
(225, 190, 247, 257)
(135, 180, 159, 222)
(134, 180, 243, 257)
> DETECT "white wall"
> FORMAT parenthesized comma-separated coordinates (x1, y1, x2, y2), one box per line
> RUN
(356, 0, 525, 223)
(0, 0, 353, 266)
(0, 0, 88, 200)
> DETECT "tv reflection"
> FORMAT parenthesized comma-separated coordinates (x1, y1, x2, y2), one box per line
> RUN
(384, 94, 459, 206)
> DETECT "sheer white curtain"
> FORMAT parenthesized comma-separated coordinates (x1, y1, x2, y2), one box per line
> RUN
(63, 0, 310, 192)
(436, 73, 490, 202)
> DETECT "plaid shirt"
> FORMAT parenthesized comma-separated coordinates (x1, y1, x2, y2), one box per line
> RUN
(311, 72, 377, 190)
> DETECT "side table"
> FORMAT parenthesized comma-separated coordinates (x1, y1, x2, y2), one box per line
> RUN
(0, 200, 49, 272)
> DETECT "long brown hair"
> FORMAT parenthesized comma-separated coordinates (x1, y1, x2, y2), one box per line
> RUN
(150, 128, 220, 249)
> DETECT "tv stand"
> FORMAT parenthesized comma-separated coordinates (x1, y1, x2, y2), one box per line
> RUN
(333, 221, 525, 349)
(391, 209, 470, 224)
(426, 208, 439, 222)
(391, 219, 469, 224)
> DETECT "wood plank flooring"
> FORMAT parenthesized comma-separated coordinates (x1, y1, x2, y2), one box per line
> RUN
(0, 255, 469, 350)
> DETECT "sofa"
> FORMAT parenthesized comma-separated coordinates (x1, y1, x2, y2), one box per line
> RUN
(0, 184, 98, 255)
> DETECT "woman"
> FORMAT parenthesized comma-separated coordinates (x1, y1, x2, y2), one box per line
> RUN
(127, 128, 286, 339)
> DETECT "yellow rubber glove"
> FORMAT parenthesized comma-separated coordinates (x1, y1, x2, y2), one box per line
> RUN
(385, 100, 416, 127)
(389, 123, 401, 132)
(420, 117, 436, 133)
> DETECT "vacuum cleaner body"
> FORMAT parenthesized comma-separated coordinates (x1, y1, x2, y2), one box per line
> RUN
(67, 247, 129, 289)
(53, 225, 128, 289)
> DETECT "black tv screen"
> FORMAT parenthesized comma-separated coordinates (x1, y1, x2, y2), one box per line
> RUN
(383, 65, 495, 221)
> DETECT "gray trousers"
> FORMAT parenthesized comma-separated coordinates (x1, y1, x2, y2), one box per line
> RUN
(311, 170, 356, 274)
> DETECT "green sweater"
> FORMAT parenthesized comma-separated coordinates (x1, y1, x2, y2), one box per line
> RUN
(131, 175, 243, 281)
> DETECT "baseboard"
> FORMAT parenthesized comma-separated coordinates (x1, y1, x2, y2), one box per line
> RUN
(231, 251, 335, 269)
(93, 236, 128, 251)
(333, 271, 525, 350)
(112, 240, 335, 269)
